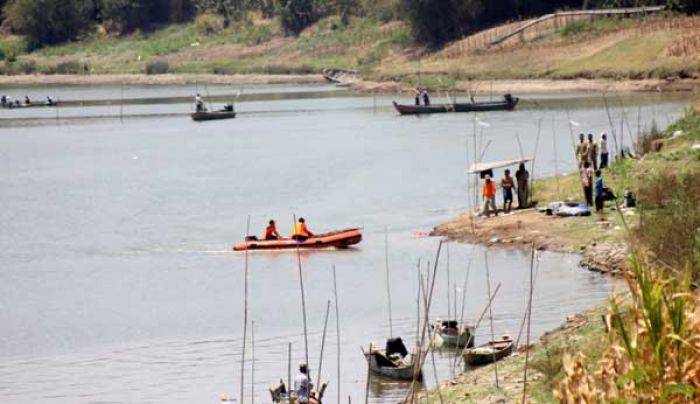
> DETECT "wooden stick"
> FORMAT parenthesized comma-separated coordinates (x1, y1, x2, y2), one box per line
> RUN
(552, 116, 560, 197)
(384, 226, 393, 338)
(251, 320, 255, 404)
(240, 215, 251, 404)
(317, 300, 331, 392)
(332, 266, 341, 404)
(446, 242, 451, 321)
(419, 270, 444, 404)
(364, 344, 371, 404)
(529, 119, 542, 204)
(484, 251, 499, 389)
(296, 248, 310, 369)
(521, 245, 536, 403)
(287, 342, 292, 400)
(602, 94, 620, 157)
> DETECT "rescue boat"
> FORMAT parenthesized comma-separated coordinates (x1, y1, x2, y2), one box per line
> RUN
(233, 228, 362, 251)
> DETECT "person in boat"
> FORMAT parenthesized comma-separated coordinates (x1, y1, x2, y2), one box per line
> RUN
(515, 163, 530, 209)
(294, 363, 313, 404)
(1, 95, 7, 106)
(46, 96, 55, 106)
(587, 133, 599, 171)
(292, 217, 314, 241)
(576, 133, 588, 171)
(481, 175, 498, 217)
(414, 87, 421, 106)
(264, 220, 281, 240)
(421, 89, 430, 106)
(501, 169, 514, 213)
(24, 96, 31, 105)
(194, 93, 205, 112)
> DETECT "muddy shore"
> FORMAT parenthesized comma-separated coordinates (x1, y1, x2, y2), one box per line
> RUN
(0, 73, 697, 95)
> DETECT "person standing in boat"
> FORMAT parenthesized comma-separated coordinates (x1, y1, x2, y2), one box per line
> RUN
(292, 217, 314, 241)
(599, 132, 609, 169)
(294, 363, 313, 403)
(481, 175, 498, 217)
(264, 220, 281, 240)
(515, 163, 530, 209)
(24, 95, 31, 105)
(414, 87, 421, 106)
(421, 88, 430, 106)
(194, 93, 205, 112)
(501, 169, 514, 213)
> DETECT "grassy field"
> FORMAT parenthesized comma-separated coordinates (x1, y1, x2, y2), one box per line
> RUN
(1, 12, 699, 83)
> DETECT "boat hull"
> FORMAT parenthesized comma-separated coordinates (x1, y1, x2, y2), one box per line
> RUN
(463, 340, 514, 366)
(233, 228, 362, 251)
(392, 97, 518, 115)
(3, 102, 59, 109)
(363, 352, 422, 381)
(436, 326, 475, 348)
(191, 111, 237, 121)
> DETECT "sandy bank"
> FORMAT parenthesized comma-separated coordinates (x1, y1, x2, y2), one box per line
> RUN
(432, 208, 627, 274)
(0, 73, 327, 86)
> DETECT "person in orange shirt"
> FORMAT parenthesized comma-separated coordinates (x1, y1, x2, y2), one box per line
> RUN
(481, 175, 498, 217)
(264, 220, 281, 240)
(292, 217, 314, 241)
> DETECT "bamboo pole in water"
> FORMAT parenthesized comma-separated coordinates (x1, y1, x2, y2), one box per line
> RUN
(251, 320, 255, 404)
(446, 242, 451, 321)
(240, 215, 251, 404)
(521, 245, 536, 403)
(602, 94, 620, 157)
(528, 119, 542, 205)
(419, 267, 444, 404)
(384, 226, 393, 338)
(317, 300, 331, 394)
(296, 247, 310, 369)
(484, 251, 499, 388)
(552, 117, 560, 197)
(287, 343, 292, 400)
(364, 344, 371, 404)
(332, 266, 341, 404)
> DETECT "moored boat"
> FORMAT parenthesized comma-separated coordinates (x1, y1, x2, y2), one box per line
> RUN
(463, 335, 514, 366)
(233, 228, 362, 251)
(3, 101, 59, 109)
(191, 105, 236, 121)
(432, 320, 475, 348)
(363, 337, 422, 381)
(392, 94, 519, 115)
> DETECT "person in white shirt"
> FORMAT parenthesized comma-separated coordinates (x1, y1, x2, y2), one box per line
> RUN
(599, 132, 609, 169)
(194, 93, 205, 112)
(294, 363, 313, 403)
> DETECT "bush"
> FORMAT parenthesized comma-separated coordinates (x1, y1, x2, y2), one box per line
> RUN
(277, 0, 321, 36)
(50, 60, 87, 74)
(16, 58, 35, 73)
(3, 0, 94, 47)
(145, 60, 170, 74)
(194, 13, 225, 35)
(634, 119, 664, 156)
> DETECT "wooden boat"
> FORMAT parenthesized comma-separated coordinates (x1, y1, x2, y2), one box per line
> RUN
(269, 379, 326, 403)
(322, 68, 359, 84)
(432, 320, 475, 348)
(463, 335, 514, 366)
(392, 94, 519, 115)
(363, 337, 422, 381)
(233, 228, 362, 251)
(191, 105, 236, 121)
(3, 101, 59, 109)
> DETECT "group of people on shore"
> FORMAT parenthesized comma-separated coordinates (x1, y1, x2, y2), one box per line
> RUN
(577, 132, 613, 213)
(480, 162, 530, 217)
(261, 217, 314, 241)
(413, 87, 431, 106)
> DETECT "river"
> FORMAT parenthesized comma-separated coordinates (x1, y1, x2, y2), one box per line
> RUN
(0, 84, 690, 403)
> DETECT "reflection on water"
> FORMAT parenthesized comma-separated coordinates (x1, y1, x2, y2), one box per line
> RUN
(0, 84, 688, 403)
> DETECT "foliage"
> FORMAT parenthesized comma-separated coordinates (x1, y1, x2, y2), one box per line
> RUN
(3, 0, 95, 48)
(195, 0, 249, 27)
(276, 0, 325, 35)
(145, 60, 170, 74)
(634, 119, 664, 156)
(194, 13, 225, 35)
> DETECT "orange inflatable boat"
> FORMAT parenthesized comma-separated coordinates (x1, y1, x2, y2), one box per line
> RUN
(233, 228, 362, 251)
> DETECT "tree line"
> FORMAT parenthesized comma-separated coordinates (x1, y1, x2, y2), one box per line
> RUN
(1, 0, 697, 49)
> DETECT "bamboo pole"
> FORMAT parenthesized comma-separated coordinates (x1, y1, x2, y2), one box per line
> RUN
(521, 245, 536, 403)
(602, 94, 620, 158)
(240, 215, 251, 404)
(419, 267, 444, 404)
(296, 248, 310, 369)
(317, 300, 331, 392)
(251, 320, 255, 404)
(552, 117, 560, 197)
(287, 342, 292, 400)
(384, 226, 393, 338)
(446, 242, 451, 321)
(332, 266, 341, 404)
(528, 119, 542, 205)
(364, 344, 371, 404)
(484, 251, 499, 388)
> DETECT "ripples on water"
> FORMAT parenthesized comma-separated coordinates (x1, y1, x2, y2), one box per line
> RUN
(0, 84, 689, 403)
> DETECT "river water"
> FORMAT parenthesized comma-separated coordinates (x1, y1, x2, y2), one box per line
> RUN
(0, 84, 690, 403)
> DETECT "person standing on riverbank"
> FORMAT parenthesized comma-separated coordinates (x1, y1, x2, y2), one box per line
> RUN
(576, 133, 588, 170)
(582, 161, 594, 206)
(501, 169, 514, 213)
(481, 175, 498, 217)
(587, 133, 599, 170)
(515, 163, 530, 209)
(594, 170, 605, 213)
(599, 133, 609, 169)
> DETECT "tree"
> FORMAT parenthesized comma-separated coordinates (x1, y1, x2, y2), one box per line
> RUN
(401, 0, 481, 47)
(99, 0, 153, 33)
(277, 0, 324, 35)
(3, 0, 94, 47)
(195, 0, 249, 27)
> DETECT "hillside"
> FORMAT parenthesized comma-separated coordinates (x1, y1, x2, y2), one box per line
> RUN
(1, 12, 699, 87)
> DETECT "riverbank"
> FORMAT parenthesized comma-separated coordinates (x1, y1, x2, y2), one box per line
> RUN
(0, 73, 326, 86)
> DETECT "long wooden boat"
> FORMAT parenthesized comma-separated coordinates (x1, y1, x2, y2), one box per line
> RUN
(233, 228, 362, 251)
(191, 109, 236, 121)
(463, 335, 514, 366)
(3, 101, 59, 109)
(363, 338, 422, 381)
(392, 94, 519, 115)
(433, 320, 475, 348)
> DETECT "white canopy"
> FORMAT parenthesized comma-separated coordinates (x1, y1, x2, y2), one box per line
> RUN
(468, 158, 531, 174)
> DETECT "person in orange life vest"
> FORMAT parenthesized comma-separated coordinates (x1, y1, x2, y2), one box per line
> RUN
(292, 217, 314, 241)
(264, 220, 281, 240)
(481, 175, 498, 217)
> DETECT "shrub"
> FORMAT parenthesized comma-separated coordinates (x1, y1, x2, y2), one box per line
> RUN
(634, 119, 664, 156)
(145, 60, 170, 74)
(53, 60, 87, 74)
(16, 58, 35, 73)
(194, 13, 225, 35)
(277, 0, 321, 36)
(3, 0, 94, 47)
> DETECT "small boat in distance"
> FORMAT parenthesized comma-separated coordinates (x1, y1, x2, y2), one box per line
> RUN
(191, 104, 236, 121)
(233, 228, 362, 251)
(392, 94, 519, 115)
(432, 319, 476, 348)
(363, 337, 422, 381)
(463, 335, 514, 366)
